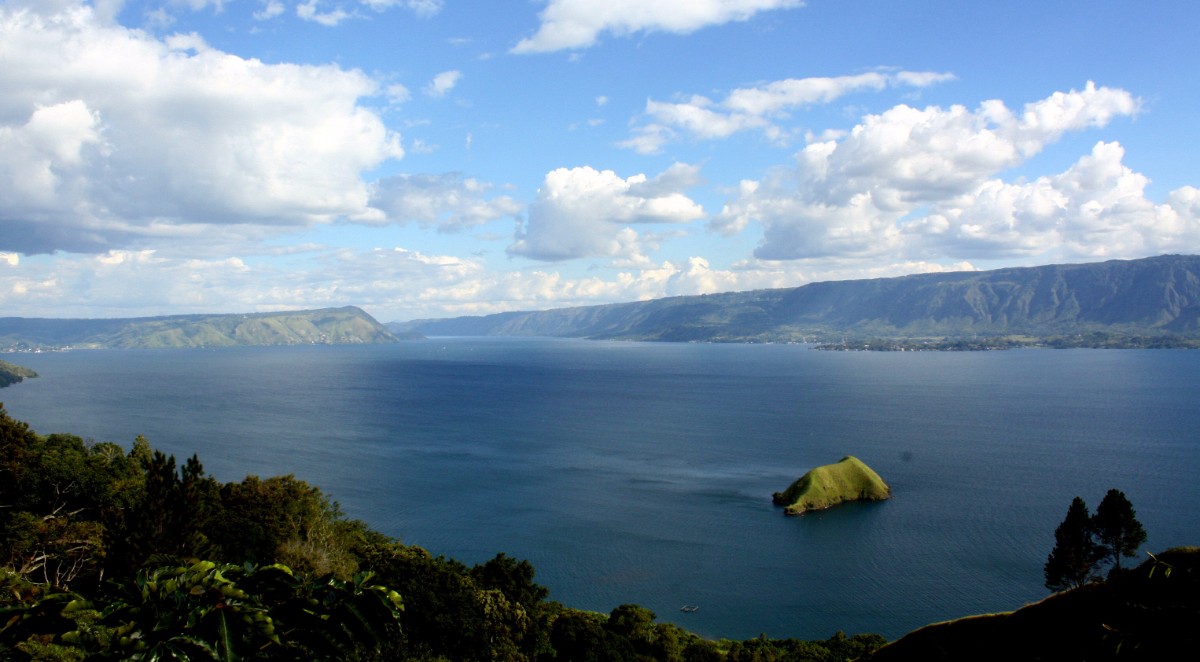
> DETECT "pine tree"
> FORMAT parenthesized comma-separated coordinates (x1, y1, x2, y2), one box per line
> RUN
(1044, 496, 1102, 591)
(1092, 488, 1147, 573)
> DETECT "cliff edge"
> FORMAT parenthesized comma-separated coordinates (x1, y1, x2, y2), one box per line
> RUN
(0, 359, 38, 388)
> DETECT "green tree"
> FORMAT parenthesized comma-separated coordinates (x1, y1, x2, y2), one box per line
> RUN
(1092, 488, 1147, 573)
(471, 553, 550, 660)
(0, 404, 39, 522)
(548, 610, 632, 662)
(103, 449, 221, 577)
(1, 421, 141, 592)
(1044, 496, 1103, 591)
(214, 474, 356, 577)
(472, 553, 549, 609)
(362, 542, 486, 660)
(605, 604, 685, 661)
(681, 639, 723, 662)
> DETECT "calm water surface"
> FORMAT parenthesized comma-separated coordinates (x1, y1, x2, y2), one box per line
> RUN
(3, 339, 1198, 640)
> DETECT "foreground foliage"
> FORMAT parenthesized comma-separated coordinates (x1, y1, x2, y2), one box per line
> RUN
(2, 561, 403, 660)
(1, 405, 884, 660)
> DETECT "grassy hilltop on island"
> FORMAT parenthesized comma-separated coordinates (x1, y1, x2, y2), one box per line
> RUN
(772, 456, 892, 515)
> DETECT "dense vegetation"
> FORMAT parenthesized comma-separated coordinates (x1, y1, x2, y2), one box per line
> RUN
(0, 307, 399, 351)
(0, 360, 38, 388)
(0, 405, 886, 661)
(396, 254, 1200, 347)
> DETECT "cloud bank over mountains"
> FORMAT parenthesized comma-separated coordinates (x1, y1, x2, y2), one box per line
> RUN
(1, 1, 1198, 320)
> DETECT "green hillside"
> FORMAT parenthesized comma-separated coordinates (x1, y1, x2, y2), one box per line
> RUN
(0, 306, 399, 350)
(0, 359, 37, 388)
(772, 456, 891, 515)
(396, 255, 1200, 346)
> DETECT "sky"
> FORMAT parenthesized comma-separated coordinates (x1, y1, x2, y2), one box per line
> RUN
(2, 0, 1199, 322)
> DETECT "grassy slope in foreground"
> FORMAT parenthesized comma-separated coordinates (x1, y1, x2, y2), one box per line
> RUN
(772, 456, 891, 515)
(0, 359, 37, 388)
(861, 547, 1200, 662)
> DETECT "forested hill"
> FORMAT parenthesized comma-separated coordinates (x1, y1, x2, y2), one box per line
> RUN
(0, 359, 37, 388)
(0, 306, 398, 350)
(395, 255, 1200, 345)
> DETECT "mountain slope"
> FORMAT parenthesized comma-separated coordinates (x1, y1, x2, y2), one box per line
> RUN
(0, 306, 398, 350)
(396, 255, 1200, 342)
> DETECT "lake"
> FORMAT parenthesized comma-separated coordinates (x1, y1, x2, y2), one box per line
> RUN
(2, 338, 1198, 640)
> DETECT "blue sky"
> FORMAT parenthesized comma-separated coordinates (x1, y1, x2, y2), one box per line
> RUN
(2, 0, 1198, 322)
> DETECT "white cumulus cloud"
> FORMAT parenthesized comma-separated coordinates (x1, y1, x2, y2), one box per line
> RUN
(297, 0, 350, 26)
(711, 83, 1200, 264)
(424, 70, 462, 98)
(254, 1, 286, 20)
(621, 70, 954, 153)
(512, 0, 804, 54)
(509, 163, 706, 261)
(0, 2, 404, 255)
(910, 141, 1200, 260)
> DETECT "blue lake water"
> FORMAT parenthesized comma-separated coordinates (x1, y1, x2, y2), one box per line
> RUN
(2, 338, 1198, 640)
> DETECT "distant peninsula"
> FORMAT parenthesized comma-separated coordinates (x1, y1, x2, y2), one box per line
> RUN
(394, 254, 1200, 348)
(0, 306, 402, 351)
(0, 359, 38, 388)
(772, 456, 891, 516)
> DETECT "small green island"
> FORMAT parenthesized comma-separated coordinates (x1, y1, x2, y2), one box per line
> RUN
(773, 456, 891, 515)
(0, 359, 37, 388)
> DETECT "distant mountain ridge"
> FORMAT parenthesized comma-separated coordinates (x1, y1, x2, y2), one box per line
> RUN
(395, 255, 1200, 344)
(0, 306, 398, 350)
